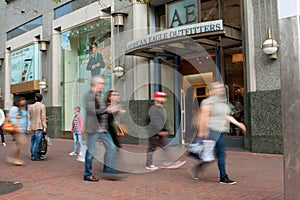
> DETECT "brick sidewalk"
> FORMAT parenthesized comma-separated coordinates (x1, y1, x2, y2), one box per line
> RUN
(0, 135, 284, 200)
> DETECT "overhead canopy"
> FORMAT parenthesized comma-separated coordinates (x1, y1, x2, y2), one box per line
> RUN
(125, 21, 242, 60)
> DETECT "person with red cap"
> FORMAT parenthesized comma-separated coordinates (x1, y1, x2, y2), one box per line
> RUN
(145, 91, 186, 170)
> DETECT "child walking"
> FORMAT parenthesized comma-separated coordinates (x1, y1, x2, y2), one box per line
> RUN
(69, 106, 84, 156)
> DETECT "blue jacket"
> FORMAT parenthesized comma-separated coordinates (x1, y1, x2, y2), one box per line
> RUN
(9, 106, 29, 133)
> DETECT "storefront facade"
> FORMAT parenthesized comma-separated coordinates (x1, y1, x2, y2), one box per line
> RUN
(0, 0, 282, 154)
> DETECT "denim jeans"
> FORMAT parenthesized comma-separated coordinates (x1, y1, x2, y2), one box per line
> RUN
(84, 131, 118, 178)
(209, 129, 227, 178)
(31, 130, 43, 159)
(72, 132, 83, 153)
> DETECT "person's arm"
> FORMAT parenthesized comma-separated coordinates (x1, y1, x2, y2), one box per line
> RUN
(42, 105, 47, 131)
(225, 115, 246, 133)
(86, 56, 93, 70)
(9, 107, 19, 125)
(78, 114, 84, 133)
(148, 106, 166, 135)
(98, 53, 105, 68)
(197, 104, 211, 138)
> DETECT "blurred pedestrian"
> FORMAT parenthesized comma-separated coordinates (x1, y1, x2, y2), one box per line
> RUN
(106, 90, 126, 148)
(69, 106, 84, 156)
(189, 82, 246, 184)
(6, 97, 28, 166)
(29, 93, 47, 161)
(83, 75, 125, 182)
(0, 108, 6, 146)
(145, 92, 186, 171)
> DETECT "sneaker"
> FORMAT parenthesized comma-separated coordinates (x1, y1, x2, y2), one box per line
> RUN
(160, 160, 187, 169)
(145, 165, 159, 171)
(2, 143, 6, 146)
(188, 168, 199, 180)
(220, 175, 236, 185)
(69, 152, 77, 156)
(39, 155, 47, 160)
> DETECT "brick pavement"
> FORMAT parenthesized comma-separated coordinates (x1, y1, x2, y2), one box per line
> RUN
(0, 135, 284, 200)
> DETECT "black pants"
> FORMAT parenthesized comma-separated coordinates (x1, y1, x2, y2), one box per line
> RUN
(146, 135, 172, 166)
(0, 127, 5, 143)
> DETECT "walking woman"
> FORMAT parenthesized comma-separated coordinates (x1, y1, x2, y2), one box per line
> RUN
(191, 82, 246, 184)
(106, 90, 126, 148)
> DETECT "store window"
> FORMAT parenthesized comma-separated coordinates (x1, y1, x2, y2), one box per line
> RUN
(61, 18, 112, 130)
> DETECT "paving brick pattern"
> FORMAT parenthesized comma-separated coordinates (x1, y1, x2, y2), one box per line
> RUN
(0, 135, 284, 200)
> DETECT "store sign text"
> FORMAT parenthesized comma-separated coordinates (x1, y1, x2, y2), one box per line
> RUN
(126, 20, 223, 52)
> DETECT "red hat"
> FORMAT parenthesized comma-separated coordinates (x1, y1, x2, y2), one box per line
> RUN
(153, 92, 167, 98)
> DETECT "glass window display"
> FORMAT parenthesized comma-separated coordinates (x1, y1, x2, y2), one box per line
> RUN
(61, 18, 112, 130)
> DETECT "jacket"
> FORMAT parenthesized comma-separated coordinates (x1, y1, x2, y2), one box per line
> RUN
(71, 114, 84, 133)
(85, 89, 108, 134)
(29, 102, 47, 131)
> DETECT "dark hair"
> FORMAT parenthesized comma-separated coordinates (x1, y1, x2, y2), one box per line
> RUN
(93, 42, 98, 47)
(35, 93, 43, 102)
(15, 97, 26, 107)
(106, 90, 115, 103)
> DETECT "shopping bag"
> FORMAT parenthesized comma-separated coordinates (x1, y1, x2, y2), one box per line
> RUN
(38, 132, 48, 155)
(188, 135, 215, 162)
(77, 144, 87, 163)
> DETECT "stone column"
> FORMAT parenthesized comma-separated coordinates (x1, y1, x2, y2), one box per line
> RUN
(278, 0, 300, 198)
(243, 0, 282, 154)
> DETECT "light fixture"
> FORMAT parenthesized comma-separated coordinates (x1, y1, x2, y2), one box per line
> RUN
(112, 12, 128, 27)
(113, 66, 125, 78)
(38, 40, 50, 51)
(39, 79, 48, 92)
(262, 29, 279, 59)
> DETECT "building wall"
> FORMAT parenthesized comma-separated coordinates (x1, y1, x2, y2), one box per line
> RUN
(243, 0, 282, 154)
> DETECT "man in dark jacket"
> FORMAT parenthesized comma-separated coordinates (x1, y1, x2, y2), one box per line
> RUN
(83, 75, 124, 181)
(86, 42, 105, 77)
(145, 92, 186, 170)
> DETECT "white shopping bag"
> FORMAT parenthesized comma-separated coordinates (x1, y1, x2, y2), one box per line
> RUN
(77, 144, 87, 163)
(201, 140, 216, 162)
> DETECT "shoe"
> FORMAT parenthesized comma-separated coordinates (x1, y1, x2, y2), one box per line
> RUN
(102, 173, 127, 181)
(160, 160, 187, 169)
(84, 176, 99, 182)
(13, 160, 25, 166)
(2, 143, 6, 146)
(39, 155, 46, 160)
(220, 175, 236, 185)
(145, 165, 159, 170)
(69, 152, 77, 156)
(188, 168, 199, 180)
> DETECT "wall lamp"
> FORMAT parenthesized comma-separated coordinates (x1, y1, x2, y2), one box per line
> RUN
(39, 79, 48, 92)
(113, 66, 125, 78)
(112, 12, 128, 27)
(262, 28, 279, 59)
(38, 40, 50, 51)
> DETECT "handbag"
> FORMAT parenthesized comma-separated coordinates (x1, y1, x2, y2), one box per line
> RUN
(117, 124, 127, 136)
(188, 135, 216, 162)
(114, 122, 127, 137)
(1, 117, 17, 134)
(39, 132, 48, 155)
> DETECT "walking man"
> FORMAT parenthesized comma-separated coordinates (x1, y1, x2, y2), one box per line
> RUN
(29, 93, 47, 161)
(83, 75, 124, 181)
(145, 92, 186, 170)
